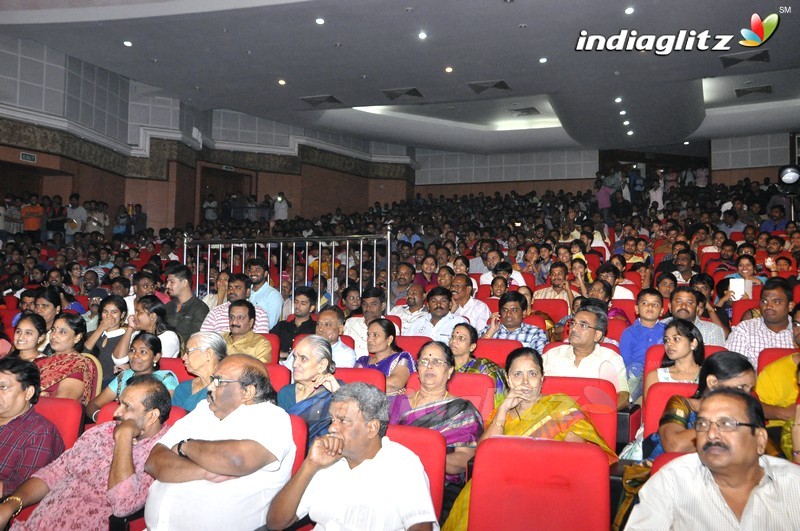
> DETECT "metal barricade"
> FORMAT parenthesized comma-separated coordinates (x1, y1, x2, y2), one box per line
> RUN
(182, 229, 392, 311)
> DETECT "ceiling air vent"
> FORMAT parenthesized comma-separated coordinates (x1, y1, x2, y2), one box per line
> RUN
(300, 94, 343, 107)
(509, 106, 540, 117)
(381, 87, 424, 100)
(735, 85, 773, 98)
(467, 80, 512, 94)
(719, 49, 770, 68)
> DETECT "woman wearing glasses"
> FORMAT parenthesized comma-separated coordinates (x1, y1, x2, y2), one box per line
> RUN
(443, 347, 617, 531)
(389, 341, 483, 516)
(172, 332, 226, 412)
(643, 350, 755, 461)
(277, 335, 340, 445)
(85, 333, 178, 422)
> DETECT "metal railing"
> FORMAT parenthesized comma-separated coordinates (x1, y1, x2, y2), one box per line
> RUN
(182, 229, 392, 311)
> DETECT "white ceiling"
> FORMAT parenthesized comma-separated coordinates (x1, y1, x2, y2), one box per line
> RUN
(1, 0, 799, 154)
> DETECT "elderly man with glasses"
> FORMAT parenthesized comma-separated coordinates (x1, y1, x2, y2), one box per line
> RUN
(627, 388, 800, 530)
(542, 302, 630, 410)
(145, 354, 295, 530)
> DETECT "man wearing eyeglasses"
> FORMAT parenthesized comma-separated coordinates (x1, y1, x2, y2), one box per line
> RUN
(543, 303, 630, 410)
(145, 355, 295, 530)
(481, 292, 547, 353)
(627, 388, 800, 530)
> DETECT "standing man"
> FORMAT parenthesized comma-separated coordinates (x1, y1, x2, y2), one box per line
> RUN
(20, 195, 44, 242)
(247, 257, 283, 332)
(267, 383, 437, 530)
(0, 375, 171, 530)
(64, 193, 86, 243)
(627, 389, 800, 529)
(145, 355, 295, 530)
(273, 192, 291, 221)
(164, 264, 209, 345)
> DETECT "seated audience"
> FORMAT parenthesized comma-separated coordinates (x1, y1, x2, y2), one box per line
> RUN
(449, 323, 508, 408)
(164, 264, 209, 345)
(642, 318, 704, 401)
(725, 278, 794, 369)
(343, 287, 386, 358)
(406, 286, 467, 342)
(278, 335, 340, 444)
(37, 313, 97, 405)
(443, 347, 618, 531)
(389, 341, 483, 494)
(643, 350, 755, 460)
(174, 331, 227, 412)
(200, 273, 270, 334)
(450, 273, 491, 327)
(543, 304, 630, 409)
(480, 291, 547, 352)
(86, 333, 179, 422)
(532, 262, 578, 305)
(8, 313, 47, 362)
(620, 288, 666, 400)
(0, 375, 171, 530)
(0, 357, 64, 497)
(667, 286, 726, 347)
(114, 295, 181, 363)
(145, 355, 294, 529)
(83, 294, 128, 387)
(389, 283, 427, 333)
(628, 389, 800, 530)
(267, 382, 438, 530)
(222, 300, 272, 363)
(270, 286, 318, 360)
(355, 318, 415, 395)
(33, 287, 62, 352)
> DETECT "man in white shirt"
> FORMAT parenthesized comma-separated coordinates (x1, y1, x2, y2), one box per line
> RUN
(543, 305, 630, 409)
(406, 286, 466, 342)
(451, 274, 491, 328)
(627, 388, 800, 530)
(343, 287, 386, 358)
(144, 355, 295, 530)
(389, 283, 428, 333)
(283, 306, 357, 369)
(267, 383, 437, 531)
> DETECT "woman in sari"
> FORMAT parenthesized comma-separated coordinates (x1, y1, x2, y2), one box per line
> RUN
(36, 312, 97, 405)
(277, 335, 340, 444)
(443, 347, 616, 531)
(389, 341, 483, 517)
(643, 350, 755, 461)
(448, 323, 507, 408)
(86, 332, 178, 422)
(355, 318, 415, 395)
(173, 331, 226, 412)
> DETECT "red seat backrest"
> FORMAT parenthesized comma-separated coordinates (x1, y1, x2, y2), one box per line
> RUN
(757, 348, 796, 374)
(396, 335, 433, 358)
(520, 272, 536, 288)
(386, 424, 446, 520)
(643, 382, 697, 437)
(289, 414, 307, 476)
(340, 335, 355, 349)
(730, 299, 760, 326)
(651, 452, 686, 475)
(385, 314, 403, 335)
(481, 297, 499, 314)
(34, 397, 83, 449)
(469, 438, 610, 531)
(605, 318, 629, 342)
(406, 372, 495, 421)
(4, 294, 18, 309)
(334, 367, 387, 392)
(159, 357, 192, 382)
(474, 338, 523, 367)
(475, 285, 492, 299)
(266, 363, 291, 392)
(532, 298, 569, 322)
(610, 298, 636, 323)
(541, 376, 618, 450)
(257, 333, 281, 364)
(0, 308, 17, 329)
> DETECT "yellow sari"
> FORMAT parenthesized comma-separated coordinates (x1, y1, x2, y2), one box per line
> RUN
(443, 393, 617, 531)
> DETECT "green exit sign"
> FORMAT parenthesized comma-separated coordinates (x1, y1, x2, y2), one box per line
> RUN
(20, 152, 37, 163)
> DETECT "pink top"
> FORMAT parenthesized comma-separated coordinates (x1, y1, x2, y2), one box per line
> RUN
(13, 422, 169, 530)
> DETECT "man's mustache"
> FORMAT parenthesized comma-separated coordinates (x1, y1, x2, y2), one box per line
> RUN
(702, 441, 729, 452)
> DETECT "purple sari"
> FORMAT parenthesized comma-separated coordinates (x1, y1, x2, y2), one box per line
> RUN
(355, 351, 416, 376)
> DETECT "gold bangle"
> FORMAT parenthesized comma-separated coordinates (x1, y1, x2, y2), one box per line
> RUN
(493, 420, 505, 429)
(3, 495, 23, 518)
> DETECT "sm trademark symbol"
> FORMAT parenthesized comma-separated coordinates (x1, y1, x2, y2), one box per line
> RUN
(779, 6, 792, 13)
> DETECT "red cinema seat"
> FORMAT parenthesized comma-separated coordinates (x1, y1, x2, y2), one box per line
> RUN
(406, 372, 496, 422)
(532, 298, 569, 323)
(266, 363, 291, 392)
(257, 333, 281, 364)
(643, 382, 697, 437)
(386, 424, 447, 520)
(34, 397, 83, 449)
(474, 338, 523, 368)
(757, 348, 796, 374)
(541, 376, 618, 450)
(159, 357, 192, 382)
(333, 367, 387, 392)
(396, 335, 433, 358)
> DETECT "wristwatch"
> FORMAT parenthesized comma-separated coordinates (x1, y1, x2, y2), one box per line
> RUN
(177, 439, 193, 457)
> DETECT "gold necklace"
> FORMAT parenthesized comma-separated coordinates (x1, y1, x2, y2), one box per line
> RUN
(412, 389, 449, 409)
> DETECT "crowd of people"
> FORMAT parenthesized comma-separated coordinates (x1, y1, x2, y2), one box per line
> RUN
(1, 167, 800, 529)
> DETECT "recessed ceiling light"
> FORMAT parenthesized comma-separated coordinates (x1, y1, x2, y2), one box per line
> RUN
(683, 141, 690, 145)
(418, 31, 427, 40)
(619, 110, 627, 115)
(518, 24, 528, 29)
(623, 120, 630, 125)
(444, 66, 453, 73)
(278, 79, 286, 85)
(123, 40, 132, 47)
(627, 130, 634, 136)
(625, 7, 635, 15)
(614, 97, 622, 103)
(315, 18, 325, 25)
(539, 57, 547, 64)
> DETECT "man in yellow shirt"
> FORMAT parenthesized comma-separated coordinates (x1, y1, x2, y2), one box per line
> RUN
(221, 300, 272, 363)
